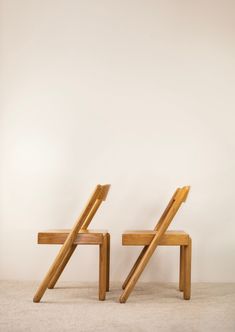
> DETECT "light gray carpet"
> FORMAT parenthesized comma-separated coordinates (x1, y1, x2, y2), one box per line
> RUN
(0, 281, 235, 332)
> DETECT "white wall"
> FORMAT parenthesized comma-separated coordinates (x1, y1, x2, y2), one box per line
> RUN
(1, 0, 235, 282)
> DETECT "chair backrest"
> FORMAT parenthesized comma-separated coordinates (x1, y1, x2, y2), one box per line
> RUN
(80, 184, 110, 230)
(154, 186, 190, 233)
(64, 184, 110, 247)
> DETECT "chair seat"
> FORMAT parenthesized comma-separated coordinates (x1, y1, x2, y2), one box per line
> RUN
(122, 230, 190, 246)
(38, 229, 109, 245)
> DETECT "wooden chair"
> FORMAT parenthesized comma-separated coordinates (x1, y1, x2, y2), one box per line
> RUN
(33, 184, 110, 302)
(120, 186, 191, 303)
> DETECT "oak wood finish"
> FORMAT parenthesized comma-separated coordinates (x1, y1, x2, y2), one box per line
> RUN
(33, 184, 110, 303)
(121, 189, 181, 291)
(179, 246, 185, 292)
(122, 246, 147, 290)
(184, 237, 192, 300)
(106, 233, 110, 292)
(99, 234, 108, 300)
(38, 230, 108, 245)
(48, 244, 77, 289)
(120, 186, 191, 303)
(122, 230, 190, 246)
(46, 230, 110, 295)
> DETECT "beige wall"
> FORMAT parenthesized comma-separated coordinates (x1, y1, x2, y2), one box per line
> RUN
(1, 0, 235, 282)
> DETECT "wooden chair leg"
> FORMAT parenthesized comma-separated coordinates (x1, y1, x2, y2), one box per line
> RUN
(106, 233, 110, 291)
(122, 246, 147, 289)
(119, 241, 159, 303)
(179, 245, 185, 291)
(33, 245, 72, 302)
(184, 237, 192, 300)
(99, 234, 107, 300)
(48, 244, 77, 289)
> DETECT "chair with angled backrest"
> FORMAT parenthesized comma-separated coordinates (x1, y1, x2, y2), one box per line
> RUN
(120, 186, 191, 303)
(33, 184, 111, 303)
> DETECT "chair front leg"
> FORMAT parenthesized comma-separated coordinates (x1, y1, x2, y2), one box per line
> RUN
(122, 246, 148, 290)
(99, 234, 107, 300)
(119, 239, 159, 303)
(33, 244, 72, 302)
(183, 237, 192, 300)
(48, 244, 77, 289)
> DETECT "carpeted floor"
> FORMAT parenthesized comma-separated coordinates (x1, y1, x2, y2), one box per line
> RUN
(0, 281, 235, 332)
